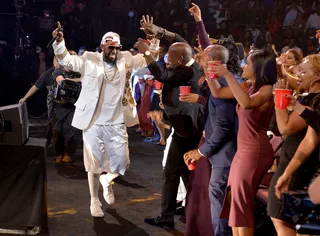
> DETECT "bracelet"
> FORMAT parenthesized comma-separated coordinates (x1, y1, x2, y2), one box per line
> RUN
(160, 28, 166, 38)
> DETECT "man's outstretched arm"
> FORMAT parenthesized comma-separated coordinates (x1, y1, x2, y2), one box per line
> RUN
(52, 22, 85, 74)
(140, 15, 188, 43)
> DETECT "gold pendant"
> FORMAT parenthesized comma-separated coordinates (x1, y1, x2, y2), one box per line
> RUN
(122, 97, 128, 106)
(128, 97, 135, 105)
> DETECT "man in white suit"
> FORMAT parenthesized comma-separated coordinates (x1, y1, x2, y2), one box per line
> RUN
(52, 23, 146, 217)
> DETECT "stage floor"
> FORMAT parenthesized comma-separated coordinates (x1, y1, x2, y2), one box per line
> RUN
(31, 119, 185, 236)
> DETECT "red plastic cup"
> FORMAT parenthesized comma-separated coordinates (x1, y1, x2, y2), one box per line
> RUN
(155, 80, 163, 90)
(188, 162, 197, 171)
(274, 89, 292, 109)
(207, 60, 222, 79)
(179, 86, 191, 95)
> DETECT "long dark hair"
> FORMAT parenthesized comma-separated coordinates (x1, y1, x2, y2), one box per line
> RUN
(249, 49, 277, 92)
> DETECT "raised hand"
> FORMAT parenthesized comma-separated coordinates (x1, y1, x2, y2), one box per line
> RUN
(189, 3, 202, 22)
(211, 61, 230, 78)
(194, 46, 209, 69)
(52, 21, 64, 43)
(250, 43, 256, 51)
(140, 15, 162, 39)
(133, 38, 150, 54)
(276, 54, 286, 65)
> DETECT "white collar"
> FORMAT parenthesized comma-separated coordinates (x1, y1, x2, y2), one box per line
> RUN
(185, 58, 195, 67)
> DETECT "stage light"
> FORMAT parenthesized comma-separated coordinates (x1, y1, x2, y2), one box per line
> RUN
(128, 10, 135, 18)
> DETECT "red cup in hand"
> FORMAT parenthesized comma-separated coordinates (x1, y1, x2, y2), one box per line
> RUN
(188, 162, 196, 171)
(207, 60, 221, 79)
(275, 89, 292, 109)
(179, 86, 191, 95)
(155, 80, 163, 90)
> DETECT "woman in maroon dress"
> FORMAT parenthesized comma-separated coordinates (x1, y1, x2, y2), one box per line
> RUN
(138, 75, 155, 137)
(206, 49, 277, 236)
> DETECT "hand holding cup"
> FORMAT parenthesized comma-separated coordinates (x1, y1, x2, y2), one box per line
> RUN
(274, 79, 292, 109)
(179, 86, 191, 95)
(179, 93, 199, 103)
(207, 61, 229, 79)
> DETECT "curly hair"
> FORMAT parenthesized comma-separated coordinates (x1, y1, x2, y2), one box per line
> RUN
(215, 36, 243, 76)
(306, 54, 320, 74)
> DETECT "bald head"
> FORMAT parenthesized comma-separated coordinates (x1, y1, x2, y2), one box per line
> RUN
(167, 42, 193, 68)
(204, 45, 229, 64)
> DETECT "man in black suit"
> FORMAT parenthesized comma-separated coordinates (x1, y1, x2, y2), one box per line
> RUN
(134, 40, 204, 228)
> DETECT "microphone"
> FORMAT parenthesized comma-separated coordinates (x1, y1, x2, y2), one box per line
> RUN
(46, 25, 63, 48)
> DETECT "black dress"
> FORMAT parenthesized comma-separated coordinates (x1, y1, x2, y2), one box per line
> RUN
(267, 93, 320, 222)
(300, 105, 320, 137)
(300, 102, 320, 180)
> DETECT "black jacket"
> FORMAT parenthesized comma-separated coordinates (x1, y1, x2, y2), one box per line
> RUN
(148, 61, 204, 137)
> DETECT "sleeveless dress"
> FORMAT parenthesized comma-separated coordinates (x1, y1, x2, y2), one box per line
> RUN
(221, 87, 274, 228)
(267, 93, 320, 221)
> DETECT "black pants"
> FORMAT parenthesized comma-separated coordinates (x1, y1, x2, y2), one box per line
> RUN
(44, 114, 56, 145)
(54, 104, 81, 156)
(161, 132, 202, 221)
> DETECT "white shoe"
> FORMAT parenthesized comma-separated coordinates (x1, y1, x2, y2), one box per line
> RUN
(99, 174, 115, 205)
(90, 199, 104, 218)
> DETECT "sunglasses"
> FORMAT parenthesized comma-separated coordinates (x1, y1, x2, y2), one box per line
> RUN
(108, 46, 122, 51)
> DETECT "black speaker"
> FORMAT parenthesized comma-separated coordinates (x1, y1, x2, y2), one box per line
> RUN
(0, 138, 47, 234)
(0, 103, 29, 145)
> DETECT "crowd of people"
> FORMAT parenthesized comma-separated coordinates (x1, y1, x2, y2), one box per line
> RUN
(1, 1, 320, 236)
(132, 5, 320, 236)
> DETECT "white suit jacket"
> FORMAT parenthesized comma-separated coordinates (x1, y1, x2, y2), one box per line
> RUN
(52, 40, 146, 130)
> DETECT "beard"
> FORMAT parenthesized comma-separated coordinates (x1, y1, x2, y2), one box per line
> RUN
(104, 51, 117, 65)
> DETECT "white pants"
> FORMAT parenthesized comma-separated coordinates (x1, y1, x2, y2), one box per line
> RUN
(162, 128, 187, 206)
(83, 124, 129, 175)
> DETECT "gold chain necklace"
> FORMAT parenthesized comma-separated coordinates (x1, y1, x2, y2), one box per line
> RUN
(103, 62, 118, 83)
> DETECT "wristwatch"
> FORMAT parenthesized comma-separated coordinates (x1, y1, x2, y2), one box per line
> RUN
(144, 50, 151, 57)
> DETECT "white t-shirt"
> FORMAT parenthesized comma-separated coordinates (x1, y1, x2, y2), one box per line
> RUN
(91, 62, 124, 125)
